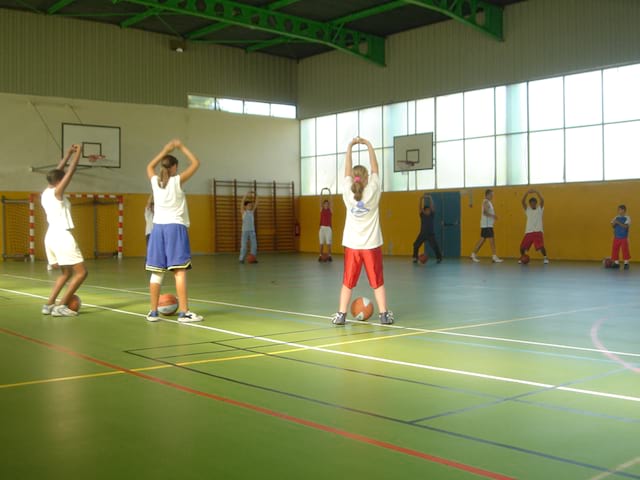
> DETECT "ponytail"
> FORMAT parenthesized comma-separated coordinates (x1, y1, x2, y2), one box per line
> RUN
(157, 155, 178, 189)
(351, 165, 368, 202)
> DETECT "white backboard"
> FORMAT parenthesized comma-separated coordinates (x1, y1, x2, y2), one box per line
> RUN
(62, 123, 121, 168)
(393, 133, 433, 172)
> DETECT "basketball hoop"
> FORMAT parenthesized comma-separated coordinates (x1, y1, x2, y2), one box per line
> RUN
(87, 154, 106, 163)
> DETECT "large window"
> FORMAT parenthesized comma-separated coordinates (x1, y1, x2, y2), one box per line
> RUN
(300, 62, 640, 195)
(188, 95, 296, 119)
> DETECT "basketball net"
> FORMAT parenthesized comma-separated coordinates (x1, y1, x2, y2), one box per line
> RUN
(87, 154, 106, 163)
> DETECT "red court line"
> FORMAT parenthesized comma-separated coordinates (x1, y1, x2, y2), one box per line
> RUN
(0, 326, 515, 480)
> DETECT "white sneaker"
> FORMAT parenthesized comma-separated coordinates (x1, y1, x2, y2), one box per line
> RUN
(492, 256, 504, 263)
(52, 305, 78, 317)
(178, 311, 203, 323)
(470, 253, 480, 263)
(146, 311, 160, 322)
(42, 304, 55, 315)
(543, 258, 549, 264)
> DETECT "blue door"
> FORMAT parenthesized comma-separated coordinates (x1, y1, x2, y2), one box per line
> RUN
(423, 192, 460, 258)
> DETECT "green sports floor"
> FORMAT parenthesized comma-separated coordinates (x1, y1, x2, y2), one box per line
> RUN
(1, 254, 639, 480)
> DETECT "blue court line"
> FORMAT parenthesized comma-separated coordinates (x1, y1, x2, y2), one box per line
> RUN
(125, 343, 640, 479)
(410, 367, 629, 423)
(133, 334, 640, 426)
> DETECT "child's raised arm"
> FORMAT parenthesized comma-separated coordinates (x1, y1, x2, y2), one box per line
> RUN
(147, 140, 175, 180)
(54, 144, 82, 200)
(344, 137, 358, 178)
(56, 145, 76, 170)
(176, 141, 200, 184)
(360, 137, 379, 175)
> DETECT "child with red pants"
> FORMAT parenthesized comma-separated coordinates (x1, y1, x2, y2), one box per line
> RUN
(331, 137, 393, 326)
(610, 205, 631, 270)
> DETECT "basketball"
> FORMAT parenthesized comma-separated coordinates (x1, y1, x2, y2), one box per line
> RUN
(350, 296, 374, 321)
(418, 253, 428, 264)
(520, 254, 530, 264)
(246, 254, 257, 264)
(68, 294, 81, 312)
(603, 257, 613, 268)
(158, 293, 178, 315)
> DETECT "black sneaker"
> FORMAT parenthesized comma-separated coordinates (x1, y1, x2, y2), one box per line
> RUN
(318, 256, 323, 262)
(412, 257, 418, 264)
(624, 263, 630, 270)
(331, 312, 346, 325)
(327, 256, 332, 262)
(379, 311, 395, 325)
(437, 257, 442, 264)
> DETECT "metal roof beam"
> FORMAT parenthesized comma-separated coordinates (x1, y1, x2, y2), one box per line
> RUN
(120, 7, 162, 28)
(47, 0, 77, 15)
(185, 0, 302, 39)
(113, 0, 385, 65)
(401, 0, 503, 40)
(247, 0, 407, 53)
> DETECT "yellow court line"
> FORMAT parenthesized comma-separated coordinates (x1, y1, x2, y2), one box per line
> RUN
(0, 330, 424, 389)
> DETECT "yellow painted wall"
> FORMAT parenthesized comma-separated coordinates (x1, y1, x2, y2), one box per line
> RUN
(298, 181, 640, 261)
(0, 192, 214, 260)
(3, 181, 638, 262)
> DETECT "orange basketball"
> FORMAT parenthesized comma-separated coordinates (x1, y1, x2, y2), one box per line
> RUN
(158, 293, 178, 315)
(520, 254, 530, 265)
(246, 254, 257, 264)
(68, 294, 81, 312)
(419, 253, 428, 264)
(350, 297, 374, 321)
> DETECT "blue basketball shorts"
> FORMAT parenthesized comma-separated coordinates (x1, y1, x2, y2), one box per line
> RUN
(145, 223, 192, 272)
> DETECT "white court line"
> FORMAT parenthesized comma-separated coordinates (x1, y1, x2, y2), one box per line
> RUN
(1, 286, 640, 404)
(588, 456, 640, 480)
(2, 273, 640, 359)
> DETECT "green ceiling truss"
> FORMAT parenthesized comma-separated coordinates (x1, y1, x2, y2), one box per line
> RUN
(245, 0, 502, 55)
(402, 0, 503, 40)
(112, 0, 387, 66)
(184, 0, 301, 40)
(41, 0, 503, 65)
(47, 0, 78, 14)
(247, 1, 408, 54)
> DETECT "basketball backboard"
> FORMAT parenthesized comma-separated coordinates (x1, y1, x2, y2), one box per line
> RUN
(393, 133, 433, 172)
(62, 123, 121, 168)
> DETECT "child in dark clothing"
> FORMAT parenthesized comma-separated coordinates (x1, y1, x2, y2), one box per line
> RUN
(412, 194, 442, 263)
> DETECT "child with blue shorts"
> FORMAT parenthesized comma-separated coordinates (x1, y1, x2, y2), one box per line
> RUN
(145, 139, 203, 323)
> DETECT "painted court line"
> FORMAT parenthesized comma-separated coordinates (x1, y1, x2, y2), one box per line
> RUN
(0, 326, 515, 480)
(2, 286, 640, 403)
(180, 320, 640, 404)
(6, 276, 639, 360)
(589, 457, 640, 480)
(590, 318, 640, 373)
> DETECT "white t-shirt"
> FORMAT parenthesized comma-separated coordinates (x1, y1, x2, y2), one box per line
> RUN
(480, 199, 495, 228)
(151, 175, 190, 227)
(41, 187, 74, 231)
(525, 207, 544, 233)
(341, 173, 383, 249)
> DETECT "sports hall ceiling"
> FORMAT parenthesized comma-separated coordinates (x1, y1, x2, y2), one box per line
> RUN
(1, 0, 525, 65)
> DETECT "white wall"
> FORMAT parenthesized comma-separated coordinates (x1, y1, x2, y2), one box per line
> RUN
(0, 92, 299, 194)
(297, 0, 640, 118)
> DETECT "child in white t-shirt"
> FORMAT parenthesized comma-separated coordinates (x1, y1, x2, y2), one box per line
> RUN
(41, 144, 88, 317)
(331, 137, 393, 326)
(145, 139, 203, 323)
(471, 189, 503, 263)
(519, 189, 549, 264)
